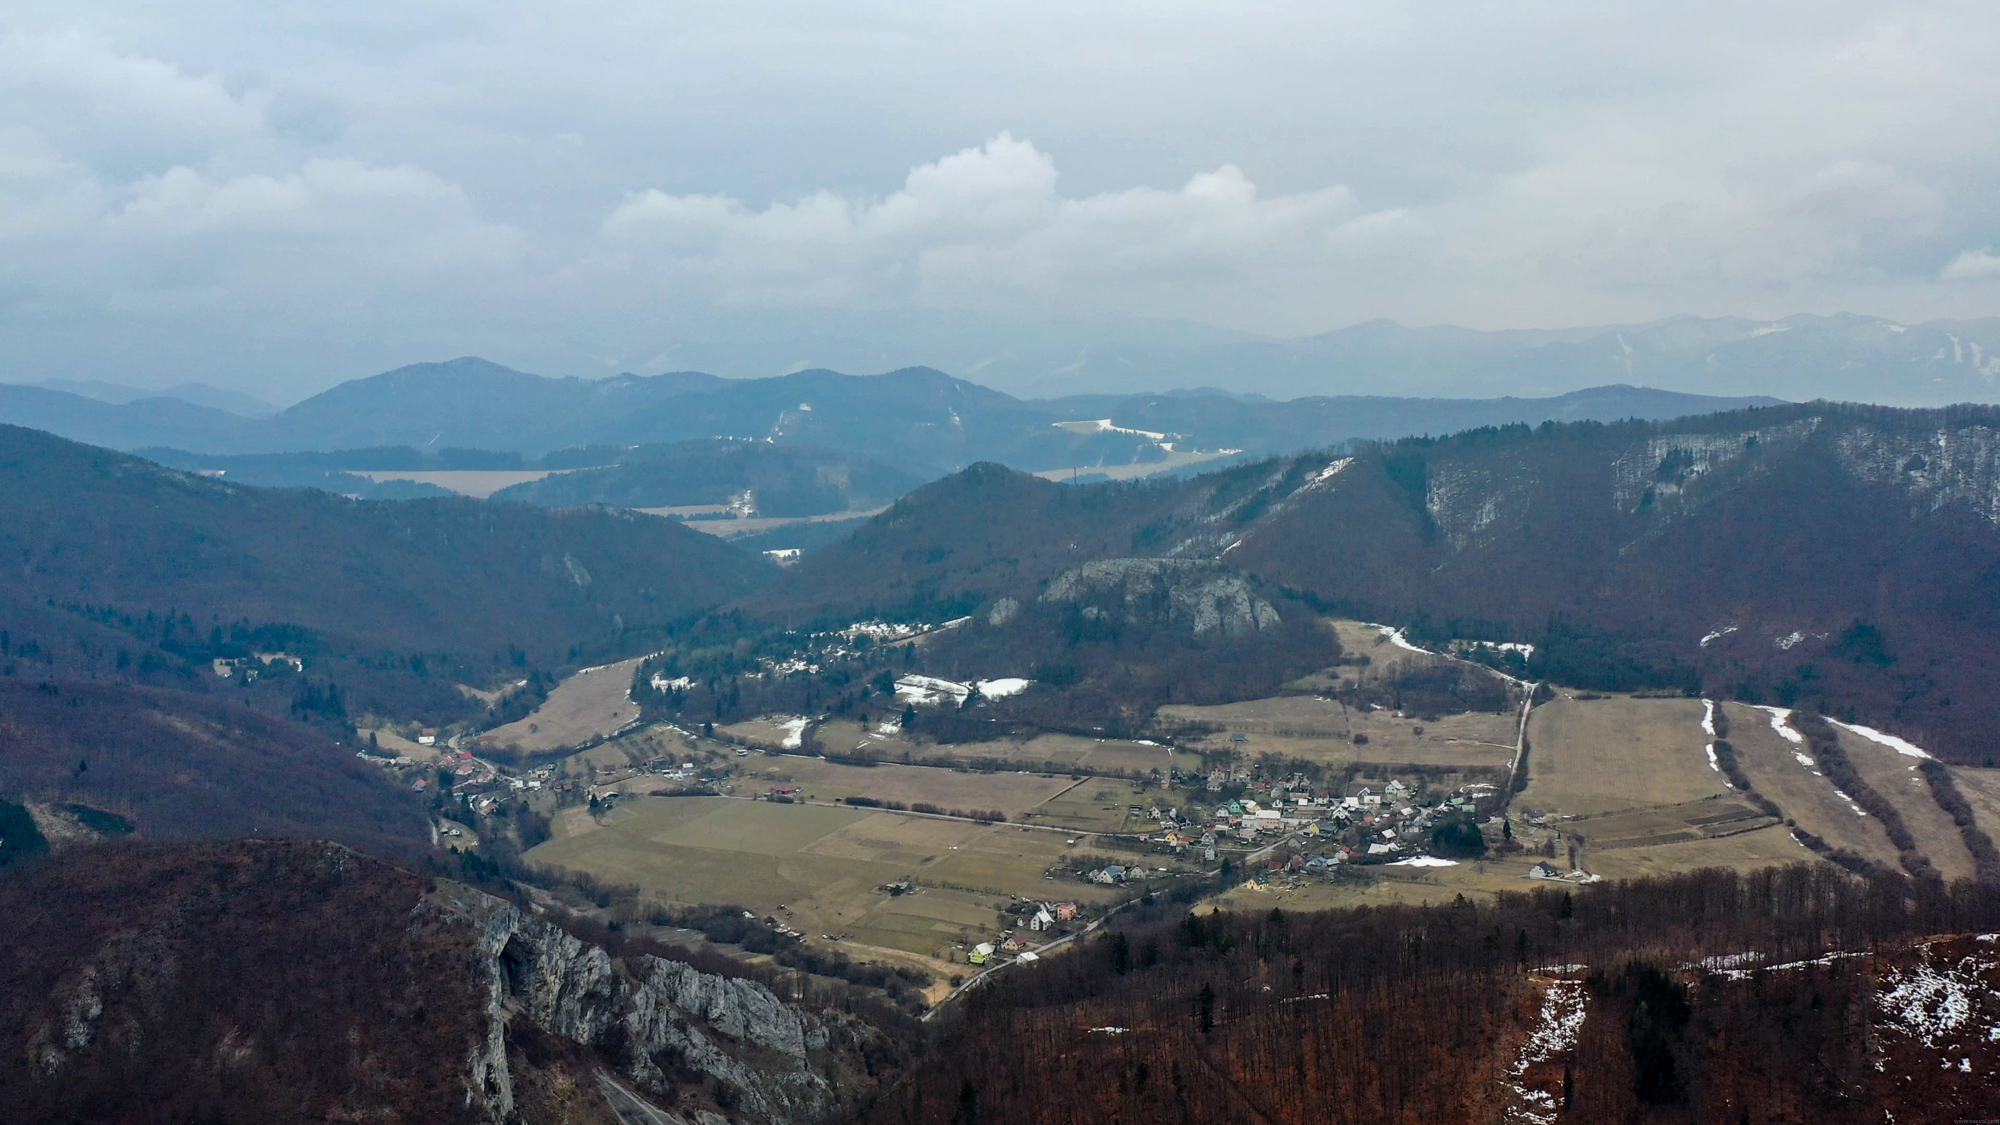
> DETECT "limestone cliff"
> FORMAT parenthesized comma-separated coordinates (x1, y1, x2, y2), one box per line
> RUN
(425, 880, 877, 1125)
(1040, 558, 1280, 637)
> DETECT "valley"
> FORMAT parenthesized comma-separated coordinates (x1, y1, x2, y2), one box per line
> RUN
(11, 392, 2000, 1123)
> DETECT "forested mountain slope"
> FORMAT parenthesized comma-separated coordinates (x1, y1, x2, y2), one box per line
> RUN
(0, 681, 428, 853)
(759, 403, 2000, 762)
(868, 867, 2000, 1125)
(0, 425, 773, 721)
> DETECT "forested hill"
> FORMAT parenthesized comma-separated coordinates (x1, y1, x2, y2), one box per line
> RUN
(755, 402, 2000, 763)
(0, 425, 774, 721)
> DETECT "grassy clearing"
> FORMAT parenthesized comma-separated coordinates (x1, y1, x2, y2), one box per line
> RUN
(483, 657, 644, 754)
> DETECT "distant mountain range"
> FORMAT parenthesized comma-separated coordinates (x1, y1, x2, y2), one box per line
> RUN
(0, 355, 1781, 477)
(22, 377, 280, 417)
(918, 311, 2000, 404)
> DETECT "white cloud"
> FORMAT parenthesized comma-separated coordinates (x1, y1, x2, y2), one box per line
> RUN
(1942, 248, 2000, 282)
(598, 134, 1401, 322)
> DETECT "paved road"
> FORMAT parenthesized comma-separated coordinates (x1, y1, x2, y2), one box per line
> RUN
(596, 1070, 683, 1125)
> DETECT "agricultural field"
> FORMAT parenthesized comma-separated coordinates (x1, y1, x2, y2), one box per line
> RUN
(718, 715, 810, 751)
(646, 507, 890, 539)
(1016, 779, 1165, 835)
(482, 657, 645, 754)
(1518, 695, 1723, 816)
(525, 796, 1123, 973)
(730, 757, 1080, 817)
(916, 732, 1177, 777)
(1208, 852, 1570, 913)
(349, 468, 568, 497)
(1509, 696, 1793, 880)
(1159, 694, 1516, 770)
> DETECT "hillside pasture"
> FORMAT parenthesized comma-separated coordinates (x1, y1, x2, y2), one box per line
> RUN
(1720, 703, 1904, 872)
(1950, 766, 2000, 859)
(1831, 724, 1976, 881)
(482, 657, 644, 754)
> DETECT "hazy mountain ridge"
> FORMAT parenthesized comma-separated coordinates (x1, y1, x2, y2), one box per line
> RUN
(4, 355, 1779, 479)
(1005, 312, 2000, 404)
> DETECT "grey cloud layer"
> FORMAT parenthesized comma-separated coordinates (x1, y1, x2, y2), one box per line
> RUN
(2, 1, 1998, 397)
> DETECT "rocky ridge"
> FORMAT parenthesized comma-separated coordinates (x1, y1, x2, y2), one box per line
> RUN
(1040, 558, 1281, 637)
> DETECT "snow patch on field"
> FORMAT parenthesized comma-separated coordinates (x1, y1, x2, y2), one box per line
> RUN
(1390, 856, 1459, 868)
(1699, 625, 1738, 647)
(1373, 625, 1431, 654)
(1757, 706, 1805, 744)
(1833, 720, 1934, 761)
(1700, 700, 1729, 785)
(777, 717, 809, 750)
(977, 678, 1032, 699)
(896, 674, 972, 706)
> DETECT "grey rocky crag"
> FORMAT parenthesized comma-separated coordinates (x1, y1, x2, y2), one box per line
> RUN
(422, 880, 876, 1125)
(1040, 558, 1280, 637)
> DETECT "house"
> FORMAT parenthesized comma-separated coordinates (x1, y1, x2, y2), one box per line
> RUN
(1054, 903, 1080, 921)
(1206, 768, 1226, 791)
(1528, 861, 1562, 880)
(768, 785, 801, 799)
(1028, 907, 1056, 931)
(1000, 933, 1030, 952)
(1366, 842, 1394, 855)
(969, 943, 995, 965)
(418, 729, 438, 746)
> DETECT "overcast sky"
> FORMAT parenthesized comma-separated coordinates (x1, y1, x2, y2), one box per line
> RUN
(5, 1, 2000, 398)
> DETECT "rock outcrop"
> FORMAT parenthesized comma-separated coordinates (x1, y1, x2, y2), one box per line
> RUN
(425, 881, 871, 1125)
(1040, 558, 1280, 637)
